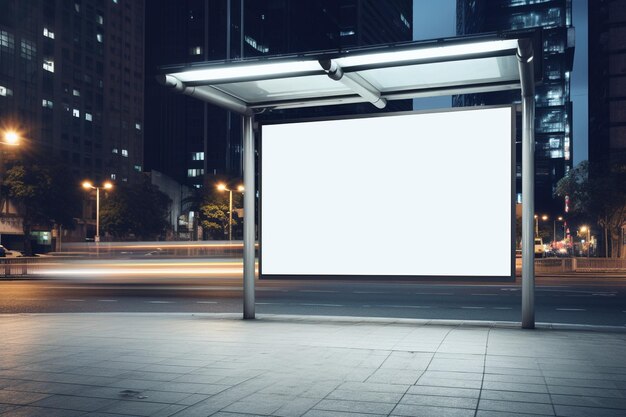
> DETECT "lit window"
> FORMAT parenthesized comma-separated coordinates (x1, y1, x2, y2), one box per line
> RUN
(96, 14, 104, 25)
(400, 13, 411, 29)
(0, 85, 12, 97)
(112, 0, 118, 4)
(244, 36, 269, 53)
(187, 169, 204, 177)
(0, 30, 14, 50)
(190, 46, 202, 56)
(193, 184, 202, 189)
(43, 58, 54, 72)
(85, 112, 93, 121)
(121, 149, 128, 157)
(191, 152, 204, 161)
(112, 148, 118, 154)
(21, 39, 36, 60)
(340, 30, 355, 37)
(73, 89, 80, 96)
(134, 165, 142, 172)
(42, 99, 53, 108)
(135, 122, 141, 130)
(72, 108, 80, 118)
(96, 33, 103, 43)
(43, 27, 55, 39)
(74, 3, 80, 12)
(110, 173, 116, 179)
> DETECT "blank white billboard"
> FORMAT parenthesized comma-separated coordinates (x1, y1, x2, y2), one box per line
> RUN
(261, 107, 513, 277)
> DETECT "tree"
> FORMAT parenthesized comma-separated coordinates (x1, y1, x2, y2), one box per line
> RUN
(100, 177, 171, 240)
(198, 177, 243, 240)
(555, 161, 626, 257)
(4, 158, 81, 255)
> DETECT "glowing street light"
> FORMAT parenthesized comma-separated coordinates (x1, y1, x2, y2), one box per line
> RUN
(216, 183, 244, 241)
(82, 181, 113, 242)
(553, 216, 564, 245)
(534, 214, 548, 237)
(2, 130, 20, 146)
(579, 225, 591, 257)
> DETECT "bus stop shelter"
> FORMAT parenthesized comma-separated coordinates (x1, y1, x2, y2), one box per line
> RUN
(159, 30, 540, 329)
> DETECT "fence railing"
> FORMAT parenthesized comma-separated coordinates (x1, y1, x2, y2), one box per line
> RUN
(535, 257, 626, 273)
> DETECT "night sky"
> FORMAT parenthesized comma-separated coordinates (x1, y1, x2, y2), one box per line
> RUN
(412, 0, 589, 165)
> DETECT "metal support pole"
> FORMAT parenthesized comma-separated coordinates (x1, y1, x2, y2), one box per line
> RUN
(243, 115, 255, 319)
(518, 39, 535, 329)
(521, 95, 535, 329)
(228, 190, 233, 241)
(95, 187, 100, 243)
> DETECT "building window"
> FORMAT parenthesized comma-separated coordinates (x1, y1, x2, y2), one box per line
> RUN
(191, 152, 204, 161)
(244, 36, 269, 53)
(43, 58, 54, 72)
(121, 149, 128, 157)
(72, 108, 80, 118)
(42, 99, 53, 108)
(43, 27, 55, 39)
(134, 165, 141, 172)
(400, 13, 411, 29)
(339, 30, 355, 37)
(73, 89, 80, 96)
(112, 148, 118, 154)
(110, 173, 116, 180)
(187, 169, 204, 177)
(112, 0, 118, 4)
(96, 14, 104, 25)
(0, 86, 12, 97)
(135, 122, 141, 130)
(85, 112, 93, 121)
(96, 33, 103, 43)
(0, 30, 14, 50)
(190, 46, 202, 56)
(74, 3, 80, 12)
(21, 40, 36, 60)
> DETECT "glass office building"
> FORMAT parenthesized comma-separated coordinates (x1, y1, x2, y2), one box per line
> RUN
(145, 0, 412, 187)
(455, 0, 575, 211)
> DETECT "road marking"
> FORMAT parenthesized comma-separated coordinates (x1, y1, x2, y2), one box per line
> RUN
(19, 298, 46, 301)
(299, 290, 338, 293)
(65, 299, 84, 302)
(414, 292, 453, 295)
(461, 306, 485, 309)
(299, 303, 344, 307)
(556, 308, 586, 311)
(353, 291, 390, 294)
(493, 307, 513, 310)
(377, 305, 431, 309)
(256, 302, 283, 305)
(147, 301, 174, 304)
(196, 301, 217, 304)
(98, 299, 118, 302)
(471, 293, 500, 296)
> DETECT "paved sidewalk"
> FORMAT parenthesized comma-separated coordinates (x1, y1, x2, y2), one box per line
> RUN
(0, 314, 625, 417)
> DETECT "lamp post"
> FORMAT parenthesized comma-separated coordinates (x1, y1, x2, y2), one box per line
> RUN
(534, 214, 548, 237)
(0, 129, 20, 218)
(553, 216, 563, 245)
(82, 181, 113, 243)
(217, 183, 244, 241)
(580, 225, 590, 257)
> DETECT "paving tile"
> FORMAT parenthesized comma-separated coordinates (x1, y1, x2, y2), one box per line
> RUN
(554, 404, 626, 417)
(406, 385, 480, 398)
(551, 394, 626, 409)
(0, 390, 51, 405)
(302, 410, 386, 417)
(482, 381, 548, 393)
(480, 389, 551, 404)
(223, 399, 283, 415)
(314, 398, 396, 415)
(0, 406, 87, 417)
(273, 397, 320, 417)
(30, 394, 116, 411)
(476, 411, 550, 417)
(98, 400, 170, 416)
(416, 377, 483, 389)
(391, 404, 475, 417)
(400, 394, 477, 409)
(478, 399, 555, 415)
(326, 389, 404, 403)
(337, 382, 408, 394)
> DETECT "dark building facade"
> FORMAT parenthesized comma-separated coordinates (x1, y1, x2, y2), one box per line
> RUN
(455, 0, 575, 212)
(0, 0, 145, 183)
(589, 0, 626, 171)
(145, 0, 413, 188)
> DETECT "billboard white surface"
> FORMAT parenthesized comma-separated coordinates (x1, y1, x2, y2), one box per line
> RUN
(261, 107, 513, 277)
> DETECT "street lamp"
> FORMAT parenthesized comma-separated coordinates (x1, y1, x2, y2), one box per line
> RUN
(82, 181, 113, 243)
(217, 183, 244, 241)
(534, 214, 548, 237)
(553, 216, 564, 245)
(580, 225, 591, 257)
(1, 130, 20, 146)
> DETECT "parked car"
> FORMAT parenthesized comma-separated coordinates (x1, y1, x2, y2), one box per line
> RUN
(0, 245, 23, 257)
(0, 245, 6, 257)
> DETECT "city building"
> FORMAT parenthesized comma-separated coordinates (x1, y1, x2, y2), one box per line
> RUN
(455, 0, 575, 212)
(589, 0, 626, 171)
(0, 0, 145, 245)
(144, 0, 412, 189)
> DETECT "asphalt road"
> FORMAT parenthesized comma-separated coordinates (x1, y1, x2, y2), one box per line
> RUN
(1, 274, 625, 327)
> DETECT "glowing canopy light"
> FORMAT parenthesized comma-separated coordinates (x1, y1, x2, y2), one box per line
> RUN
(171, 60, 322, 83)
(335, 39, 519, 68)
